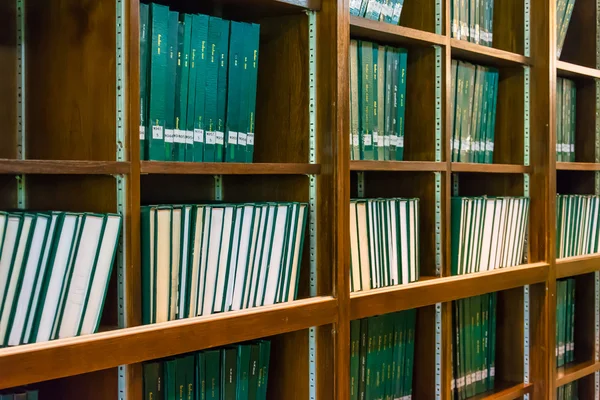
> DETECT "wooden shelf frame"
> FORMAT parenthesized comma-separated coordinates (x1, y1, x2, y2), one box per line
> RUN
(556, 360, 600, 387)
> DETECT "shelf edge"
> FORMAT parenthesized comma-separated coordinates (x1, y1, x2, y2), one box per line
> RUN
(556, 254, 600, 278)
(140, 161, 321, 175)
(0, 160, 131, 175)
(451, 163, 531, 174)
(556, 361, 600, 387)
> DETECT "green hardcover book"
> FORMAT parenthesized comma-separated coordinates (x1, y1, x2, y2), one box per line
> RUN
(404, 310, 416, 399)
(557, 0, 576, 57)
(451, 0, 459, 38)
(478, 68, 490, 163)
(225, 22, 244, 162)
(248, 343, 261, 400)
(485, 69, 498, 163)
(396, 48, 407, 161)
(257, 340, 271, 400)
(176, 356, 188, 400)
(235, 23, 251, 162)
(490, 293, 497, 388)
(459, 0, 469, 40)
(350, 40, 361, 161)
(474, 296, 483, 394)
(164, 11, 179, 161)
(192, 14, 209, 162)
(173, 15, 192, 162)
(183, 354, 195, 400)
(556, 78, 563, 161)
(204, 17, 221, 162)
(365, 0, 382, 20)
(391, 0, 404, 24)
(196, 352, 206, 400)
(237, 345, 251, 400)
(205, 350, 221, 400)
(359, 41, 374, 160)
(147, 3, 170, 161)
(165, 359, 178, 400)
(222, 347, 238, 400)
(185, 16, 200, 162)
(460, 62, 476, 162)
(140, 3, 150, 161)
(468, 0, 475, 42)
(351, 319, 361, 400)
(478, 0, 486, 45)
(245, 24, 260, 163)
(383, 47, 393, 161)
(144, 362, 161, 400)
(569, 80, 576, 162)
(358, 318, 369, 400)
(463, 298, 473, 397)
(569, 279, 575, 362)
(469, 66, 483, 163)
(378, 316, 389, 399)
(376, 45, 386, 161)
(565, 79, 573, 163)
(215, 19, 231, 162)
(371, 45, 380, 161)
(556, 0, 568, 55)
(25, 392, 37, 400)
(453, 62, 464, 161)
(451, 60, 458, 159)
(365, 316, 376, 399)
(390, 49, 400, 160)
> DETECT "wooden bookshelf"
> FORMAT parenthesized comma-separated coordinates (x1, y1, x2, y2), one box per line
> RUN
(2, 0, 600, 398)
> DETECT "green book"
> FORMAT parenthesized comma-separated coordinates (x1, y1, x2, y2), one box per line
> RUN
(350, 40, 361, 161)
(557, 79, 563, 161)
(164, 11, 179, 162)
(404, 310, 416, 399)
(185, 16, 199, 162)
(215, 19, 231, 162)
(248, 343, 261, 400)
(389, 49, 400, 160)
(470, 66, 483, 163)
(236, 23, 251, 162)
(237, 345, 252, 400)
(396, 48, 407, 161)
(569, 279, 575, 362)
(358, 318, 369, 400)
(222, 347, 238, 400)
(140, 3, 150, 161)
(173, 15, 192, 162)
(144, 362, 161, 400)
(359, 41, 374, 160)
(569, 80, 576, 162)
(196, 352, 206, 400)
(558, 0, 576, 57)
(204, 17, 222, 162)
(245, 23, 260, 163)
(372, 45, 380, 161)
(478, 68, 490, 163)
(485, 69, 498, 163)
(25, 392, 37, 400)
(192, 14, 209, 162)
(225, 22, 244, 163)
(176, 356, 189, 400)
(350, 319, 361, 400)
(147, 3, 170, 161)
(453, 62, 464, 161)
(556, 0, 568, 55)
(205, 350, 221, 400)
(460, 62, 476, 162)
(183, 354, 195, 400)
(165, 359, 178, 400)
(257, 341, 271, 400)
(383, 47, 393, 161)
(459, 0, 468, 40)
(376, 45, 386, 161)
(563, 79, 571, 164)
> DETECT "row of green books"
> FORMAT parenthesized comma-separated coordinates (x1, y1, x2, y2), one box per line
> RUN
(349, 40, 408, 161)
(349, 198, 419, 293)
(556, 195, 600, 258)
(0, 211, 121, 347)
(140, 3, 260, 163)
(451, 197, 530, 276)
(349, 0, 404, 24)
(557, 381, 578, 400)
(556, 0, 576, 57)
(0, 390, 37, 400)
(143, 340, 271, 400)
(451, 293, 497, 399)
(556, 78, 576, 162)
(450, 61, 499, 163)
(141, 203, 307, 324)
(556, 278, 575, 368)
(451, 0, 495, 46)
(349, 309, 416, 400)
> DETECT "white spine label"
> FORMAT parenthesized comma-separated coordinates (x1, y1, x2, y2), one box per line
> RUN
(363, 134, 372, 146)
(164, 129, 174, 143)
(228, 131, 238, 145)
(205, 131, 216, 145)
(194, 129, 204, 143)
(238, 132, 247, 146)
(185, 130, 194, 145)
(384, 136, 390, 147)
(397, 136, 404, 147)
(140, 126, 146, 140)
(247, 132, 255, 145)
(353, 134, 360, 146)
(215, 131, 224, 145)
(152, 125, 164, 140)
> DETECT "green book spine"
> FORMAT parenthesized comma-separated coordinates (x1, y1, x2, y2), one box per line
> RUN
(469, 66, 483, 163)
(379, 316, 389, 399)
(372, 45, 380, 161)
(215, 19, 231, 162)
(245, 24, 260, 163)
(237, 345, 251, 400)
(376, 45, 386, 161)
(558, 0, 575, 57)
(257, 340, 271, 400)
(173, 15, 192, 162)
(390, 49, 400, 160)
(404, 309, 416, 399)
(140, 3, 149, 161)
(460, 62, 476, 162)
(468, 0, 475, 42)
(557, 78, 563, 162)
(490, 293, 497, 388)
(478, 68, 490, 163)
(453, 63, 464, 162)
(350, 40, 361, 161)
(193, 15, 209, 162)
(148, 3, 169, 161)
(177, 357, 188, 400)
(205, 350, 221, 400)
(164, 11, 179, 161)
(185, 16, 200, 162)
(196, 352, 206, 400)
(563, 79, 571, 164)
(359, 41, 374, 160)
(248, 343, 260, 400)
(459, 0, 468, 40)
(222, 347, 238, 400)
(204, 17, 221, 162)
(165, 359, 178, 400)
(225, 22, 244, 162)
(556, 0, 568, 55)
(451, 60, 457, 159)
(383, 47, 393, 161)
(451, 0, 459, 38)
(485, 69, 498, 163)
(453, 302, 462, 399)
(396, 48, 407, 161)
(365, 316, 376, 399)
(569, 279, 575, 363)
(478, 0, 486, 46)
(474, 0, 481, 44)
(570, 80, 576, 162)
(475, 296, 483, 394)
(25, 392, 37, 400)
(144, 362, 160, 400)
(365, 0, 382, 20)
(358, 318, 369, 400)
(351, 319, 361, 400)
(360, 0, 369, 17)
(235, 23, 251, 162)
(391, 0, 404, 24)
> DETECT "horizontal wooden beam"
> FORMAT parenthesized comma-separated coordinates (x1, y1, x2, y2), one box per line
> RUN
(141, 161, 321, 175)
(556, 60, 600, 80)
(350, 16, 447, 47)
(471, 382, 534, 400)
(556, 254, 600, 278)
(0, 160, 131, 175)
(556, 360, 600, 387)
(350, 263, 548, 320)
(350, 160, 447, 172)
(450, 39, 530, 67)
(0, 296, 337, 389)
(451, 163, 532, 174)
(556, 162, 600, 171)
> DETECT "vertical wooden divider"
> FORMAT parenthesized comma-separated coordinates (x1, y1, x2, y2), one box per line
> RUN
(126, 0, 143, 398)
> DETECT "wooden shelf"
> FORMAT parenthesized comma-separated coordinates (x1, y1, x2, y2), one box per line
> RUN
(350, 16, 446, 47)
(556, 162, 600, 171)
(556, 360, 600, 387)
(0, 159, 131, 175)
(140, 161, 321, 175)
(470, 382, 534, 400)
(556, 60, 600, 80)
(350, 263, 548, 320)
(350, 160, 446, 172)
(451, 163, 531, 174)
(0, 296, 337, 390)
(450, 39, 530, 67)
(556, 254, 600, 278)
